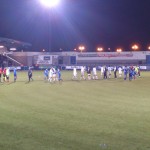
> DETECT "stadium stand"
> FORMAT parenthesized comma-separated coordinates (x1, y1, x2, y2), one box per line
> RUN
(0, 37, 32, 68)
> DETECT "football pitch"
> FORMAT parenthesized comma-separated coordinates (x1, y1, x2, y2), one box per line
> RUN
(0, 71, 150, 150)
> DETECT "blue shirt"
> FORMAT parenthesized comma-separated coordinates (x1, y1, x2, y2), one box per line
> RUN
(14, 68, 17, 76)
(129, 68, 133, 76)
(124, 68, 128, 75)
(57, 70, 61, 79)
(44, 69, 48, 77)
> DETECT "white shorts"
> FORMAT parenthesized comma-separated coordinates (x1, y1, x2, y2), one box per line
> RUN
(53, 74, 56, 78)
(73, 73, 77, 76)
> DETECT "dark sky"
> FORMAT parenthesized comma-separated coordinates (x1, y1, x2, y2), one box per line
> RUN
(0, 0, 150, 52)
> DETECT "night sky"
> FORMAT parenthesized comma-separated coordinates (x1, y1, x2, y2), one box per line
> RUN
(0, 0, 150, 52)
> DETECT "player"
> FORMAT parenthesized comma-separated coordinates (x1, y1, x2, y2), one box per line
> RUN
(52, 67, 57, 82)
(107, 65, 112, 78)
(80, 66, 86, 80)
(129, 67, 133, 81)
(100, 66, 104, 78)
(132, 67, 136, 80)
(44, 69, 49, 81)
(135, 66, 138, 76)
(3, 68, 6, 82)
(28, 68, 33, 82)
(72, 67, 77, 80)
(92, 66, 98, 80)
(103, 66, 108, 79)
(137, 66, 141, 77)
(13, 67, 17, 82)
(118, 66, 122, 77)
(87, 67, 91, 80)
(123, 66, 128, 80)
(6, 67, 10, 82)
(57, 68, 63, 82)
(48, 67, 54, 83)
(114, 66, 117, 78)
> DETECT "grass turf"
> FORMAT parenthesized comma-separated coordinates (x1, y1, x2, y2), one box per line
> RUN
(0, 71, 150, 150)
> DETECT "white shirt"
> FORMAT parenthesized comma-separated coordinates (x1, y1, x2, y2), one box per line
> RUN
(118, 67, 122, 73)
(108, 67, 111, 73)
(6, 68, 10, 76)
(101, 67, 104, 73)
(81, 66, 85, 73)
(93, 67, 97, 74)
(73, 68, 77, 76)
(49, 69, 53, 77)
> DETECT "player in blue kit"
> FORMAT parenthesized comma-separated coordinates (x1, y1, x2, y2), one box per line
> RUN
(44, 69, 49, 81)
(129, 67, 133, 81)
(57, 68, 63, 82)
(13, 68, 17, 82)
(123, 66, 128, 80)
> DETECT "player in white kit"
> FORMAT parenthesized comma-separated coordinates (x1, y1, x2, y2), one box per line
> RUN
(100, 66, 104, 78)
(80, 66, 86, 80)
(72, 67, 78, 80)
(48, 68, 54, 83)
(108, 66, 112, 78)
(52, 67, 57, 82)
(92, 66, 98, 79)
(118, 67, 122, 77)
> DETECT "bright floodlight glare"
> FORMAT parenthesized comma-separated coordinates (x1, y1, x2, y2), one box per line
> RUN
(40, 0, 60, 8)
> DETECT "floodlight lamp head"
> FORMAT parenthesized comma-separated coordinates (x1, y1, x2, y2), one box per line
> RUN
(40, 0, 60, 8)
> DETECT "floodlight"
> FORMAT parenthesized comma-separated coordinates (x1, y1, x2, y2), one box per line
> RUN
(40, 0, 60, 8)
(132, 44, 139, 50)
(10, 48, 17, 51)
(116, 48, 122, 52)
(97, 47, 103, 52)
(0, 45, 4, 48)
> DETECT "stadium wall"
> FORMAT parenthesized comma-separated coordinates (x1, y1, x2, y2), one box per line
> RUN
(8, 51, 150, 66)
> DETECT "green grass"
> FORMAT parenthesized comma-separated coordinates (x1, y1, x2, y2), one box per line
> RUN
(0, 71, 150, 150)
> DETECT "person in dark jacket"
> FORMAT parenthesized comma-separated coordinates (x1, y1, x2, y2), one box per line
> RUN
(28, 68, 33, 82)
(87, 67, 91, 80)
(114, 66, 117, 79)
(103, 66, 108, 79)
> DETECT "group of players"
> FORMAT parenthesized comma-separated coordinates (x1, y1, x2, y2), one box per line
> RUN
(43, 67, 62, 83)
(0, 65, 141, 83)
(0, 66, 61, 83)
(44, 65, 141, 83)
(0, 67, 17, 83)
(72, 65, 141, 81)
